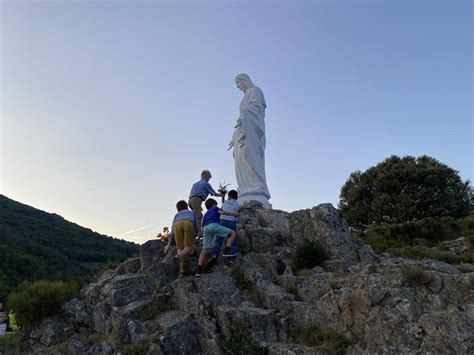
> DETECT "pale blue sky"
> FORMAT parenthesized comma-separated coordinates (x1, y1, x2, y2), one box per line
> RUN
(1, 0, 472, 244)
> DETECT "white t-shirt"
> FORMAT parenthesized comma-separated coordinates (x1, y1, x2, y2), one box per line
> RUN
(220, 199, 240, 222)
(0, 323, 6, 336)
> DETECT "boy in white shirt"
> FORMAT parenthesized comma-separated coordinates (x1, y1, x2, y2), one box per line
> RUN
(216, 190, 240, 256)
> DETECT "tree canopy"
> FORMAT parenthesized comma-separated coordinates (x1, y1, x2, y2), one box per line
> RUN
(339, 155, 471, 229)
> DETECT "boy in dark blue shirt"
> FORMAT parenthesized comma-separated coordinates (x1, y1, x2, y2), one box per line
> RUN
(195, 199, 236, 276)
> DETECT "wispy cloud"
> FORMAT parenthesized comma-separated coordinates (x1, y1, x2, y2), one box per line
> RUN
(118, 224, 154, 238)
(121, 235, 153, 244)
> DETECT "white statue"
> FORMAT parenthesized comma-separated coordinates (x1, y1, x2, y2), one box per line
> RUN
(228, 74, 271, 208)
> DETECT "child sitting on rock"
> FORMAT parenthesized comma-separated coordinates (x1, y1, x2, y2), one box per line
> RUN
(165, 200, 198, 277)
(214, 190, 240, 258)
(195, 198, 237, 277)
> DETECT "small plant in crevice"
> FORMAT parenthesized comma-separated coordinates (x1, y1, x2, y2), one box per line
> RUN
(222, 326, 264, 355)
(124, 343, 148, 355)
(400, 265, 433, 287)
(289, 325, 355, 354)
(139, 300, 170, 321)
(293, 240, 327, 271)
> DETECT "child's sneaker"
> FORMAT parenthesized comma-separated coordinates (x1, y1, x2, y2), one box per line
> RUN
(222, 247, 237, 257)
(195, 266, 203, 277)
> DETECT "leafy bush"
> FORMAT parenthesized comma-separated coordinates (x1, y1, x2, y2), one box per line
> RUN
(8, 280, 77, 327)
(339, 155, 471, 229)
(0, 332, 21, 353)
(293, 241, 327, 270)
(362, 216, 467, 244)
(124, 344, 148, 355)
(289, 325, 354, 354)
(354, 215, 474, 265)
(139, 300, 169, 321)
(400, 265, 433, 287)
(222, 326, 263, 355)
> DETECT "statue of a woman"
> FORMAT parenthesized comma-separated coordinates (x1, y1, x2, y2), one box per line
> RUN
(228, 74, 271, 208)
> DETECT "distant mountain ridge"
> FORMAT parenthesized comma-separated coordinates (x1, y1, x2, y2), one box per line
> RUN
(0, 194, 139, 303)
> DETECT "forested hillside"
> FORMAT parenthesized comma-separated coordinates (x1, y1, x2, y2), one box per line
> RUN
(0, 195, 139, 303)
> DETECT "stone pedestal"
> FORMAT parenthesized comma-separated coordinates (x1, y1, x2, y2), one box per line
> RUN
(238, 195, 272, 209)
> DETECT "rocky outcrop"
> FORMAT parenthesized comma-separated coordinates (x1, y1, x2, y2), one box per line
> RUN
(23, 203, 474, 354)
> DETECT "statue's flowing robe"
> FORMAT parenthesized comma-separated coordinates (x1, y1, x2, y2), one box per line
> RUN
(232, 86, 271, 200)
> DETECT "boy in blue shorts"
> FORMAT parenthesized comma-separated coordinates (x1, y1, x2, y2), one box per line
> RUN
(195, 198, 236, 277)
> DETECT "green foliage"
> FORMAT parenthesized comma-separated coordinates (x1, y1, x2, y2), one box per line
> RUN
(339, 155, 471, 229)
(292, 241, 327, 270)
(222, 326, 264, 355)
(356, 215, 474, 264)
(0, 194, 138, 304)
(362, 216, 466, 243)
(8, 311, 18, 330)
(289, 325, 354, 354)
(124, 344, 148, 355)
(464, 213, 474, 243)
(296, 269, 313, 277)
(7, 280, 77, 327)
(400, 265, 433, 287)
(139, 300, 170, 321)
(457, 263, 474, 273)
(0, 331, 21, 353)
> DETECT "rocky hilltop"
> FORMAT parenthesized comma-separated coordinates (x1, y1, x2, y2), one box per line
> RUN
(24, 203, 473, 354)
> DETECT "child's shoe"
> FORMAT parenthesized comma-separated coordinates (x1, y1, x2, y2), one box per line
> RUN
(195, 265, 203, 277)
(222, 247, 237, 257)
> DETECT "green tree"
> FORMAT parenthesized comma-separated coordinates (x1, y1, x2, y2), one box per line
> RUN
(339, 155, 470, 229)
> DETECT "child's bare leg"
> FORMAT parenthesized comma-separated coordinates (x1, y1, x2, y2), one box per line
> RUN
(220, 238, 227, 254)
(198, 250, 208, 266)
(225, 231, 236, 248)
(179, 246, 193, 257)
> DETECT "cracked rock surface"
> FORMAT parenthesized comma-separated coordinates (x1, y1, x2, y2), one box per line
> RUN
(23, 203, 473, 354)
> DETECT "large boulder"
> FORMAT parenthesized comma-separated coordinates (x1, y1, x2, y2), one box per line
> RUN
(22, 203, 474, 354)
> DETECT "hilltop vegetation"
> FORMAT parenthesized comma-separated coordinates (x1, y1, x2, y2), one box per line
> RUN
(339, 155, 471, 229)
(339, 155, 473, 266)
(0, 195, 139, 304)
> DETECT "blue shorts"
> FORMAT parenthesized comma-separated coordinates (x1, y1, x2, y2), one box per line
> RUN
(203, 223, 232, 249)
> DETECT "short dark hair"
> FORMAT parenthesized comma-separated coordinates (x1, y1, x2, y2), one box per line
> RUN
(228, 190, 238, 200)
(205, 198, 218, 210)
(176, 200, 188, 211)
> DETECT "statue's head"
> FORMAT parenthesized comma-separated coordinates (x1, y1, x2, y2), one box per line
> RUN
(235, 73, 255, 93)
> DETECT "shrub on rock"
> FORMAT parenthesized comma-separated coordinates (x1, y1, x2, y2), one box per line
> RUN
(8, 280, 77, 327)
(400, 265, 433, 287)
(293, 241, 327, 270)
